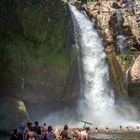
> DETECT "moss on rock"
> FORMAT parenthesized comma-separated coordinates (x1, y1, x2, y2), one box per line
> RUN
(0, 97, 30, 130)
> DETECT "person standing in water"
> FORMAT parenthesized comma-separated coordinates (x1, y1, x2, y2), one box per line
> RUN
(60, 125, 69, 140)
(79, 127, 89, 140)
(45, 126, 56, 140)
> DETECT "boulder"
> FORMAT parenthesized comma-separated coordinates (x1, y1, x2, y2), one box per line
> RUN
(130, 55, 140, 82)
(0, 97, 30, 130)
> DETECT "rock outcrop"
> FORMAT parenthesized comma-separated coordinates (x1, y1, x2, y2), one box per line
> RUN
(126, 55, 140, 97)
(85, 0, 140, 52)
(130, 55, 140, 82)
(0, 0, 80, 127)
(84, 0, 140, 98)
(133, 1, 140, 44)
(0, 97, 30, 130)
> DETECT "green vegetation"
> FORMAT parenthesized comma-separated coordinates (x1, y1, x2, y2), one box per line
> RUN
(116, 55, 128, 65)
(79, 0, 98, 3)
(0, 0, 76, 80)
(91, 0, 98, 2)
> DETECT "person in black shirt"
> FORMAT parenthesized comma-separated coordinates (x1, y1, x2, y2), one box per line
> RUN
(33, 121, 41, 135)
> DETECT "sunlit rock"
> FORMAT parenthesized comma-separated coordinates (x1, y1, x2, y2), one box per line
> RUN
(85, 0, 140, 49)
(130, 55, 140, 82)
(0, 97, 30, 130)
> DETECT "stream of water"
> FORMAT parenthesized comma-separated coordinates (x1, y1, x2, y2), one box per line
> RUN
(69, 4, 140, 128)
(41, 4, 140, 129)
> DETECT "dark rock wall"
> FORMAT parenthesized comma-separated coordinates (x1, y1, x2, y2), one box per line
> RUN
(0, 0, 80, 123)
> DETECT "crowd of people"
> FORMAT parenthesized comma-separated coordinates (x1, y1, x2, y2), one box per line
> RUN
(10, 121, 90, 140)
(10, 121, 140, 140)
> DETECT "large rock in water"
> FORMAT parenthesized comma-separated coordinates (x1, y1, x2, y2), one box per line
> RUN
(0, 97, 30, 130)
(130, 55, 140, 82)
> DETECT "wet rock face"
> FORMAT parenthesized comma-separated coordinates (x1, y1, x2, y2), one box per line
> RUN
(84, 0, 140, 98)
(85, 0, 140, 52)
(0, 97, 30, 130)
(130, 55, 140, 82)
(134, 2, 140, 44)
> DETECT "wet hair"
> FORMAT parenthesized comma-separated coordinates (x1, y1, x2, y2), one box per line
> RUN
(34, 121, 39, 125)
(64, 124, 68, 130)
(27, 122, 32, 127)
(48, 126, 53, 131)
(85, 127, 89, 131)
(13, 129, 18, 135)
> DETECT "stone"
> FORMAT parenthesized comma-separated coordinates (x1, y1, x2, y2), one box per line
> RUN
(130, 55, 140, 82)
(0, 97, 30, 130)
(86, 0, 140, 49)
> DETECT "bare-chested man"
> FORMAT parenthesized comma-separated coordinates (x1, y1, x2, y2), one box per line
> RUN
(79, 127, 89, 140)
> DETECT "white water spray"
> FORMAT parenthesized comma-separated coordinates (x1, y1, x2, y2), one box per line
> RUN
(124, 67, 131, 89)
(69, 4, 140, 128)
(40, 5, 139, 128)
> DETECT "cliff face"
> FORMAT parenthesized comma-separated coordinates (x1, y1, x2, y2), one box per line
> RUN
(128, 55, 140, 97)
(84, 0, 140, 98)
(0, 0, 80, 126)
(0, 97, 30, 130)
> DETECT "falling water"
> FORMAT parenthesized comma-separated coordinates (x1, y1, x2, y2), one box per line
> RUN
(40, 5, 139, 128)
(124, 67, 131, 89)
(69, 4, 140, 128)
(115, 9, 127, 54)
(116, 35, 127, 54)
(115, 9, 124, 35)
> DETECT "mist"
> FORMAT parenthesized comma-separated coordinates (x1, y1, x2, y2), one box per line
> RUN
(40, 5, 140, 129)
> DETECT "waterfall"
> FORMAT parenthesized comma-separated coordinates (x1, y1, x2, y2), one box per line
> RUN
(69, 4, 140, 128)
(115, 9, 124, 35)
(40, 4, 139, 128)
(124, 67, 131, 89)
(115, 9, 127, 54)
(116, 35, 127, 54)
